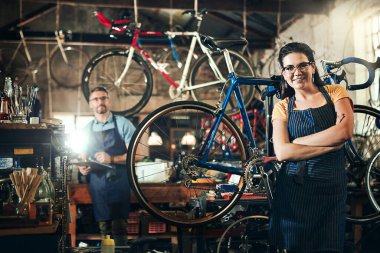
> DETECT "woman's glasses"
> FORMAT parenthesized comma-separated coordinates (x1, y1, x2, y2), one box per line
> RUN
(282, 61, 313, 74)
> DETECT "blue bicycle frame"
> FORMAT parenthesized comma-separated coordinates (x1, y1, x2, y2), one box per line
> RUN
(196, 49, 281, 175)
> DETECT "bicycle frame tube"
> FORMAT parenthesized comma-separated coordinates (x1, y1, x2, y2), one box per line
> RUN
(115, 46, 135, 87)
(165, 31, 226, 92)
(184, 33, 227, 92)
(166, 32, 198, 91)
(55, 31, 68, 64)
(199, 73, 256, 158)
(117, 28, 181, 88)
(198, 52, 279, 170)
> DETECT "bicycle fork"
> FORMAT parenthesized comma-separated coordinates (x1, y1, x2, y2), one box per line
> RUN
(115, 46, 136, 88)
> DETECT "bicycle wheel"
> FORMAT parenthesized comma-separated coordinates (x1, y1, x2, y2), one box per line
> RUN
(345, 105, 380, 222)
(261, 53, 280, 77)
(82, 48, 153, 117)
(0, 46, 29, 85)
(127, 101, 248, 226)
(346, 105, 380, 184)
(50, 46, 89, 89)
(369, 69, 380, 105)
(216, 215, 269, 253)
(365, 149, 380, 212)
(189, 50, 256, 115)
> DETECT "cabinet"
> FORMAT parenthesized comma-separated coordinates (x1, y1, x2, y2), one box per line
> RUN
(0, 124, 68, 253)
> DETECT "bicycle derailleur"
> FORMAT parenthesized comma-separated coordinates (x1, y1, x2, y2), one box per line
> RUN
(174, 152, 207, 188)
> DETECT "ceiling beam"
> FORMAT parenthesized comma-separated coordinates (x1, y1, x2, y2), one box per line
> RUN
(209, 12, 270, 39)
(1, 4, 56, 31)
(22, 0, 334, 14)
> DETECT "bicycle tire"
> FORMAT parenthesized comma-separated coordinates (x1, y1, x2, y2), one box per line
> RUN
(261, 53, 280, 77)
(189, 50, 256, 115)
(127, 101, 248, 226)
(345, 105, 380, 223)
(216, 215, 269, 253)
(348, 105, 380, 165)
(368, 69, 380, 105)
(82, 48, 153, 117)
(50, 46, 89, 89)
(365, 148, 380, 212)
(0, 46, 29, 85)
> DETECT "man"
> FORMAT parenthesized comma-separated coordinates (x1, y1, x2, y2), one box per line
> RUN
(78, 86, 135, 249)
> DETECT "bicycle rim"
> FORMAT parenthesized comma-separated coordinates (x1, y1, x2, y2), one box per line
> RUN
(50, 46, 89, 89)
(127, 101, 247, 226)
(366, 149, 380, 211)
(81, 48, 153, 117)
(0, 46, 29, 85)
(189, 50, 256, 115)
(262, 54, 280, 77)
(345, 105, 380, 222)
(216, 215, 269, 253)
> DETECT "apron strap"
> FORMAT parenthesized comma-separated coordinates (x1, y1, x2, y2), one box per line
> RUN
(286, 85, 334, 185)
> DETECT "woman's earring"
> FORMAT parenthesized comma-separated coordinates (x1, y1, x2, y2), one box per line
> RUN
(312, 74, 315, 83)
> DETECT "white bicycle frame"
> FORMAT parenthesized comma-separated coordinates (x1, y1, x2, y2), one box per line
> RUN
(117, 26, 227, 98)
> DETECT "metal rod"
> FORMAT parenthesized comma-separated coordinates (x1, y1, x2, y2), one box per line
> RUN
(17, 6, 57, 27)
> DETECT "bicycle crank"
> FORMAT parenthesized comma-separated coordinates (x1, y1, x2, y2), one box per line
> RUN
(169, 83, 190, 101)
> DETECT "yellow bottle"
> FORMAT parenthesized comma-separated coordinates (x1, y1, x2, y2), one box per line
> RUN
(101, 235, 115, 253)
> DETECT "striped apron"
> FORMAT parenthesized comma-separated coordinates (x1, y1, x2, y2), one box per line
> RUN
(269, 86, 347, 252)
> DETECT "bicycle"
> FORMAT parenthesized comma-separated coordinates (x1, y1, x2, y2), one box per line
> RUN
(216, 215, 269, 253)
(127, 34, 380, 228)
(0, 29, 89, 88)
(81, 10, 255, 117)
(126, 34, 282, 227)
(322, 57, 380, 222)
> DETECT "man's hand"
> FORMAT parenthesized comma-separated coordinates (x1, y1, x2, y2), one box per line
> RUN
(95, 151, 112, 164)
(78, 166, 91, 176)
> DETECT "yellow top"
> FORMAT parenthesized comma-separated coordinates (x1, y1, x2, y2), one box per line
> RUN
(272, 85, 352, 122)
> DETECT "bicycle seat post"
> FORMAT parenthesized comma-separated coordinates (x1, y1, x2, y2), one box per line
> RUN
(223, 49, 235, 74)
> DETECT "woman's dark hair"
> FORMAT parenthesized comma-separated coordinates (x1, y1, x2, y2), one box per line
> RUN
(278, 42, 325, 99)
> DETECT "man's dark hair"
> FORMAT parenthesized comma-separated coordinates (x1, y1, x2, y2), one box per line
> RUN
(90, 86, 108, 94)
(277, 42, 325, 99)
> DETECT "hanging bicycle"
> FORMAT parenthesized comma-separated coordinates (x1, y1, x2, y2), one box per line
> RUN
(81, 10, 255, 117)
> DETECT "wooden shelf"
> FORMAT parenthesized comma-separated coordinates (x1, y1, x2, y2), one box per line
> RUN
(0, 220, 59, 236)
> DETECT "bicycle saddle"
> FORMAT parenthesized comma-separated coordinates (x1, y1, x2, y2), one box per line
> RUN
(200, 34, 248, 51)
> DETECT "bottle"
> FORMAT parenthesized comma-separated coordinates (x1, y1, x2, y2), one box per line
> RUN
(101, 235, 115, 253)
(0, 97, 10, 120)
(33, 157, 54, 224)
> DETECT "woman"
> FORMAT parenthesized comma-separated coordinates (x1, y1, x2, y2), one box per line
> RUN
(270, 42, 354, 253)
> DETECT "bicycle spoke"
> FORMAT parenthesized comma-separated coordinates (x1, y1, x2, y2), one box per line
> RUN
(82, 49, 153, 116)
(127, 101, 247, 226)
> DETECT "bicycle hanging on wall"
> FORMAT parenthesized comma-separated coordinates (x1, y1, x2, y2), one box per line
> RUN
(81, 10, 255, 117)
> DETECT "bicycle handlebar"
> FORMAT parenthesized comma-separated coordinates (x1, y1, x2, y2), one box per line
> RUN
(95, 10, 131, 34)
(324, 57, 380, 90)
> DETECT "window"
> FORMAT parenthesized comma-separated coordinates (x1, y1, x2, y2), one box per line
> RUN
(365, 11, 380, 104)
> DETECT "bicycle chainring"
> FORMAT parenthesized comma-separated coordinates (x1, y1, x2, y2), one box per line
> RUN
(244, 155, 266, 194)
(169, 83, 190, 100)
